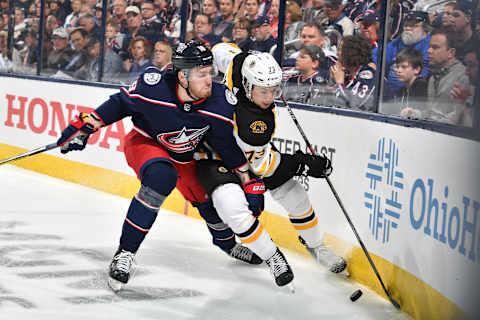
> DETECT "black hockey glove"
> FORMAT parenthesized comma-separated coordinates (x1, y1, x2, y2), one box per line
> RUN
(57, 113, 97, 154)
(294, 150, 332, 178)
(242, 178, 266, 217)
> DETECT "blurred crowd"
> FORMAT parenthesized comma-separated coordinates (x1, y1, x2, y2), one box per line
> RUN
(0, 0, 478, 127)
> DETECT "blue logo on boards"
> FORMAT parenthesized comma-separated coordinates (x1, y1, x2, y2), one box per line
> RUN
(364, 138, 404, 244)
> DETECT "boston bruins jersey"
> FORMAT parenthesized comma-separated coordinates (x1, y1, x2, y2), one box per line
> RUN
(210, 43, 282, 178)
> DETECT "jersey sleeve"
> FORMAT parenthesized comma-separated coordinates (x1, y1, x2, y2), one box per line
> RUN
(235, 136, 281, 178)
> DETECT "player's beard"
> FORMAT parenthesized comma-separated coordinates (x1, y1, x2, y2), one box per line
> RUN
(191, 84, 212, 99)
(401, 30, 426, 45)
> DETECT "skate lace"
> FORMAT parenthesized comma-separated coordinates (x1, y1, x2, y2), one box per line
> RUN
(230, 244, 253, 261)
(114, 250, 135, 273)
(266, 252, 288, 277)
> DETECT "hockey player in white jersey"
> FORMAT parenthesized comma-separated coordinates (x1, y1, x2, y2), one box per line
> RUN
(197, 43, 347, 275)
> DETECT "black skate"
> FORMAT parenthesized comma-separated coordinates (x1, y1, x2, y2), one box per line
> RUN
(228, 243, 263, 264)
(265, 248, 294, 287)
(108, 248, 136, 292)
(299, 236, 347, 274)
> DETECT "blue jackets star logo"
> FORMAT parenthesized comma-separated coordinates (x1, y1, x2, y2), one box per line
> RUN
(157, 126, 210, 153)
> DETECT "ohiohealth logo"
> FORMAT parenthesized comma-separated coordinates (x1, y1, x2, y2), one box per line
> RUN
(364, 138, 405, 244)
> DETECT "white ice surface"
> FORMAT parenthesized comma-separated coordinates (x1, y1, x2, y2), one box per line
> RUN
(0, 165, 410, 320)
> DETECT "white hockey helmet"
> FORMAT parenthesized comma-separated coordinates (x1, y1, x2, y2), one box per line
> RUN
(241, 52, 282, 101)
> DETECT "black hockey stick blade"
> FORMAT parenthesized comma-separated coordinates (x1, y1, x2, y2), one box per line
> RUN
(280, 95, 401, 310)
(0, 143, 59, 166)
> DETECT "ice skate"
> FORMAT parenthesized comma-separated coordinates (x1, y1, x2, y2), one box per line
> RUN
(265, 248, 294, 287)
(300, 236, 347, 274)
(228, 243, 263, 265)
(108, 248, 136, 292)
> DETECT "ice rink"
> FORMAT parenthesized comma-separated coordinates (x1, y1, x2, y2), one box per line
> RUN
(0, 165, 410, 320)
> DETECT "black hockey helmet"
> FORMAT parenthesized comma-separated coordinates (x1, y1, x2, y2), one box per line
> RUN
(172, 40, 213, 71)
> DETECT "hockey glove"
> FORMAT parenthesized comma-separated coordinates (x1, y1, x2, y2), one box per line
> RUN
(242, 178, 266, 217)
(57, 113, 97, 154)
(294, 150, 332, 178)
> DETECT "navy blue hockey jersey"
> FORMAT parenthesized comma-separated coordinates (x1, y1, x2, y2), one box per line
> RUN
(94, 67, 248, 170)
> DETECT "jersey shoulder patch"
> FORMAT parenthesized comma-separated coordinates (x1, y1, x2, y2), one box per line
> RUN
(143, 72, 162, 85)
(359, 70, 374, 80)
(225, 88, 238, 105)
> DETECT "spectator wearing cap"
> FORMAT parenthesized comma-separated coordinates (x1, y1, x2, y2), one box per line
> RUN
(64, 0, 83, 33)
(47, 27, 74, 72)
(445, 0, 479, 63)
(284, 44, 327, 105)
(323, 0, 354, 36)
(213, 0, 234, 42)
(359, 10, 381, 65)
(384, 10, 431, 98)
(232, 16, 253, 51)
(117, 5, 147, 61)
(249, 16, 275, 52)
(192, 13, 222, 49)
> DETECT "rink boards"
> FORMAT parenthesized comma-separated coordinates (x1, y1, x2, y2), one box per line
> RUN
(0, 76, 479, 320)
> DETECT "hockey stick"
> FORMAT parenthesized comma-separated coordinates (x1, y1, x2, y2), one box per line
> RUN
(280, 95, 401, 310)
(0, 143, 59, 166)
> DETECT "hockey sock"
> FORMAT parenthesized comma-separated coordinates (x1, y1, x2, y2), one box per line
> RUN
(237, 219, 277, 260)
(289, 207, 323, 248)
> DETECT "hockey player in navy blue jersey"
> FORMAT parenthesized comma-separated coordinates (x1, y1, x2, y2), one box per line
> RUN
(56, 40, 292, 291)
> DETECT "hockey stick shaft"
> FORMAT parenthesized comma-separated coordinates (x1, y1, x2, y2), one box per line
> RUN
(0, 143, 59, 166)
(280, 95, 400, 309)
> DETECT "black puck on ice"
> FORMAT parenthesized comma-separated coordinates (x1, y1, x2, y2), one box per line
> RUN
(350, 289, 362, 302)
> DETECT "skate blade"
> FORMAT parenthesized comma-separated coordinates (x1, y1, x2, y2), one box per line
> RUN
(108, 277, 125, 292)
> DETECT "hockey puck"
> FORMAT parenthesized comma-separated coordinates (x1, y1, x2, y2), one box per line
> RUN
(350, 289, 362, 302)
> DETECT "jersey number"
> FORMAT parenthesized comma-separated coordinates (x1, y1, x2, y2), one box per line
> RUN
(245, 149, 265, 163)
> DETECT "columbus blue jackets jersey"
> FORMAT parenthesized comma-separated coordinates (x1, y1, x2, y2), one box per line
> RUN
(331, 64, 376, 111)
(94, 66, 248, 170)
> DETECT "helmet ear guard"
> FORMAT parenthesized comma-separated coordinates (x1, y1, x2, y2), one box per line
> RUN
(241, 52, 283, 101)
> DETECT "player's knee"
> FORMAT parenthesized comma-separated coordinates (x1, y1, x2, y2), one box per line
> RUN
(270, 179, 310, 215)
(141, 161, 178, 196)
(212, 184, 255, 233)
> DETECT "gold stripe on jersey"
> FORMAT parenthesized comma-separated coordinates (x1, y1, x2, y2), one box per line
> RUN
(226, 58, 235, 91)
(289, 207, 318, 230)
(238, 221, 264, 244)
(263, 150, 279, 177)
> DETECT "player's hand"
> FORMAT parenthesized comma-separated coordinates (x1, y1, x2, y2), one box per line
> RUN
(57, 113, 97, 154)
(294, 150, 332, 178)
(242, 178, 266, 217)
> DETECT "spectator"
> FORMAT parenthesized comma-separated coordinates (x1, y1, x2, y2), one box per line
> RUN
(0, 30, 12, 72)
(202, 0, 220, 21)
(105, 18, 125, 54)
(384, 11, 431, 97)
(78, 12, 102, 40)
(244, 0, 261, 20)
(232, 16, 252, 51)
(441, 2, 456, 29)
(446, 1, 479, 63)
(268, 0, 279, 38)
(329, 35, 376, 111)
(140, 0, 164, 44)
(323, 0, 354, 36)
(283, 44, 327, 105)
(452, 47, 478, 126)
(152, 40, 172, 70)
(249, 16, 275, 52)
(45, 14, 60, 35)
(112, 0, 128, 33)
(285, 0, 304, 42)
(125, 35, 153, 82)
(193, 13, 222, 49)
(0, 14, 6, 32)
(358, 10, 379, 62)
(64, 27, 90, 75)
(302, 0, 329, 26)
(389, 48, 428, 117)
(214, 0, 234, 42)
(19, 28, 38, 74)
(64, 0, 83, 33)
(13, 7, 27, 41)
(53, 0, 71, 24)
(47, 26, 74, 72)
(423, 28, 469, 124)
